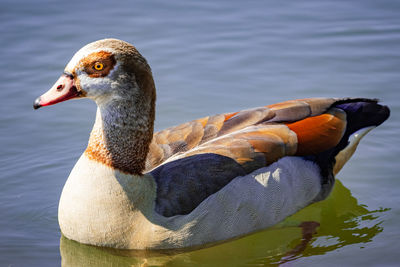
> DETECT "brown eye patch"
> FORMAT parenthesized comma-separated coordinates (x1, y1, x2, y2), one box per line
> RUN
(79, 51, 116, 78)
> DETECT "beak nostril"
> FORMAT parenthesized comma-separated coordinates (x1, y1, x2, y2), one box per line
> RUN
(57, 84, 64, 91)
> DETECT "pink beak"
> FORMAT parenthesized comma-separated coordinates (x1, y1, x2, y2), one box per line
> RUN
(33, 72, 83, 109)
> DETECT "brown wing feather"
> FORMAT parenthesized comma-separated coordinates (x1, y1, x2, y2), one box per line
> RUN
(145, 97, 339, 171)
(159, 124, 298, 173)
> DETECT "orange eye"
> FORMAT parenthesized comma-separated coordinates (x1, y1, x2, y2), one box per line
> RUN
(93, 62, 104, 70)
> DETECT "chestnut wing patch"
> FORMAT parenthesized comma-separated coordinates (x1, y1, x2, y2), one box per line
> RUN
(286, 108, 347, 155)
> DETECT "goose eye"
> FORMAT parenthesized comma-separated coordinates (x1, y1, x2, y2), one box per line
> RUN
(93, 62, 104, 71)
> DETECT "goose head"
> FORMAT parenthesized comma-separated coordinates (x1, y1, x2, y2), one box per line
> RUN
(34, 38, 156, 109)
(34, 39, 157, 175)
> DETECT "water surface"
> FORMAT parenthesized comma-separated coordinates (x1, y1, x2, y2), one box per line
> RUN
(1, 0, 399, 266)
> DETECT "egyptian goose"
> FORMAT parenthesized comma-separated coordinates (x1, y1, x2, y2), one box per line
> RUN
(33, 39, 390, 250)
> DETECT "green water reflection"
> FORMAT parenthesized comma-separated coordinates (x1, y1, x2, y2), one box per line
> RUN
(60, 180, 386, 266)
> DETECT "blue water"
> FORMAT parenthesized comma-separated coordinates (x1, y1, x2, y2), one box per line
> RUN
(1, 0, 399, 266)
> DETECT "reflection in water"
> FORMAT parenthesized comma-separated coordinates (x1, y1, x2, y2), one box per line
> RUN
(60, 180, 386, 266)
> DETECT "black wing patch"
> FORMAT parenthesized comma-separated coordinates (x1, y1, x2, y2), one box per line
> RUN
(151, 153, 247, 217)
